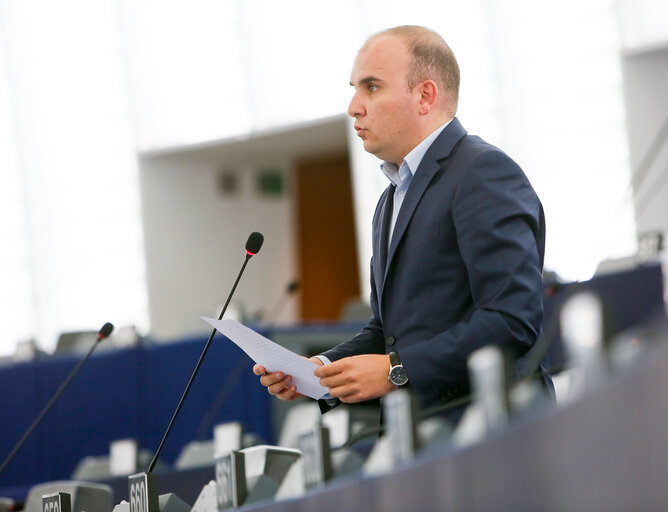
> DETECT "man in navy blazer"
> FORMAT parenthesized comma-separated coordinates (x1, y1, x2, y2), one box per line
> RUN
(254, 26, 545, 413)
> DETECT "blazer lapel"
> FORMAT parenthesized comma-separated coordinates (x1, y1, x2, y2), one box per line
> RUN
(378, 186, 394, 272)
(373, 185, 394, 311)
(383, 118, 468, 287)
(383, 158, 440, 286)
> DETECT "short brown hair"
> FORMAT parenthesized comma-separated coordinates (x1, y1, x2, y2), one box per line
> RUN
(370, 26, 460, 112)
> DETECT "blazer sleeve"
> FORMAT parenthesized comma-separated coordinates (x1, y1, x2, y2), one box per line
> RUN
(398, 148, 545, 405)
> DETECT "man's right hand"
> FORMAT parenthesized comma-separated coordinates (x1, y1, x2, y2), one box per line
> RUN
(253, 357, 323, 401)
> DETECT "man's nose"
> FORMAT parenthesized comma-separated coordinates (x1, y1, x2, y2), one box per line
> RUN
(348, 92, 365, 118)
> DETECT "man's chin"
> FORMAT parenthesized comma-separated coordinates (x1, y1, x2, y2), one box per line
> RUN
(362, 141, 380, 157)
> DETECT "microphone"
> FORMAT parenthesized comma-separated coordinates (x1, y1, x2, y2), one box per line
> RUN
(334, 393, 473, 451)
(245, 231, 264, 256)
(146, 232, 264, 473)
(0, 322, 114, 474)
(263, 279, 300, 328)
(286, 280, 299, 294)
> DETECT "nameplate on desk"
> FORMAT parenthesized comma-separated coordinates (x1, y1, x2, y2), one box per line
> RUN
(42, 492, 71, 512)
(215, 451, 246, 510)
(384, 389, 419, 464)
(299, 425, 332, 488)
(128, 472, 159, 512)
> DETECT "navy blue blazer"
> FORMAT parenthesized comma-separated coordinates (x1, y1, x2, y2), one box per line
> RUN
(321, 118, 546, 409)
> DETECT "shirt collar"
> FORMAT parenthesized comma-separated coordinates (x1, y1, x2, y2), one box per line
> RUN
(380, 118, 453, 188)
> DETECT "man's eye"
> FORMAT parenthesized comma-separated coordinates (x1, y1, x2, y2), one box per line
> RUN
(368, 84, 378, 92)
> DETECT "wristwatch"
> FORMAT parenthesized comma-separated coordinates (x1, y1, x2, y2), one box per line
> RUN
(388, 351, 409, 387)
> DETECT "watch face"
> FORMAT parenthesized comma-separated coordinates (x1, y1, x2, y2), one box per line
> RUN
(390, 365, 409, 386)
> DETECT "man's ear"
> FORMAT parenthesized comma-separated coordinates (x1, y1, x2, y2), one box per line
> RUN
(417, 80, 438, 115)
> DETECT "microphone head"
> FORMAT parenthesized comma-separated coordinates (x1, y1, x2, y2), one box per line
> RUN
(98, 322, 114, 340)
(246, 232, 264, 256)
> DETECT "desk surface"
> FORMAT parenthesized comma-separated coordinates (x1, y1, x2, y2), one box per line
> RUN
(241, 336, 668, 512)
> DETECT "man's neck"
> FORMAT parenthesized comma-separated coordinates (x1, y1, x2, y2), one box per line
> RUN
(393, 116, 453, 166)
(421, 115, 453, 139)
(405, 116, 453, 161)
(387, 117, 454, 171)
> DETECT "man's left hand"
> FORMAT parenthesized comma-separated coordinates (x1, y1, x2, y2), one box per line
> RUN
(314, 354, 394, 403)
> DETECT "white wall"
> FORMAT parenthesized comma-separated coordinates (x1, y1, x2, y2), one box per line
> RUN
(138, 117, 348, 340)
(140, 154, 297, 340)
(622, 45, 668, 237)
(616, 0, 668, 52)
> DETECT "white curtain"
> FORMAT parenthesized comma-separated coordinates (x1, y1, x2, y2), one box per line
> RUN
(0, 19, 33, 351)
(0, 0, 147, 355)
(0, 0, 638, 354)
(478, 0, 636, 280)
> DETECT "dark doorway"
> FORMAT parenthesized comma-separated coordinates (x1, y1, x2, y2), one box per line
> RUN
(295, 153, 361, 321)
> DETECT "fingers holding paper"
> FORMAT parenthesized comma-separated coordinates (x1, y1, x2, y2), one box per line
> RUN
(314, 354, 394, 403)
(253, 364, 302, 400)
(253, 356, 324, 401)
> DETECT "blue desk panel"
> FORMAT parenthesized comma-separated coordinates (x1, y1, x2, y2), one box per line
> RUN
(0, 333, 272, 498)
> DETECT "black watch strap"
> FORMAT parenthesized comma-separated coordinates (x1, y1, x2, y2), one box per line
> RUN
(388, 351, 409, 387)
(389, 351, 401, 366)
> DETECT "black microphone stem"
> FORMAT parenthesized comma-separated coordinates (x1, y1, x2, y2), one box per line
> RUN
(0, 325, 112, 475)
(147, 253, 252, 473)
(218, 254, 252, 323)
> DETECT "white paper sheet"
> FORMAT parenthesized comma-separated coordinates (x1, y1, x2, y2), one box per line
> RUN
(202, 317, 330, 400)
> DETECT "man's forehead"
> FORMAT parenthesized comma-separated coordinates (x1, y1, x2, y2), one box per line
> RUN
(350, 37, 408, 84)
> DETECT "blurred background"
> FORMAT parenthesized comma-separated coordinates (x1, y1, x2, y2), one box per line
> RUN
(0, 0, 666, 357)
(1, 0, 668, 508)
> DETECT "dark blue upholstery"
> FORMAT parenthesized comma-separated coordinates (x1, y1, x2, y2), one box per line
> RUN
(0, 333, 271, 500)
